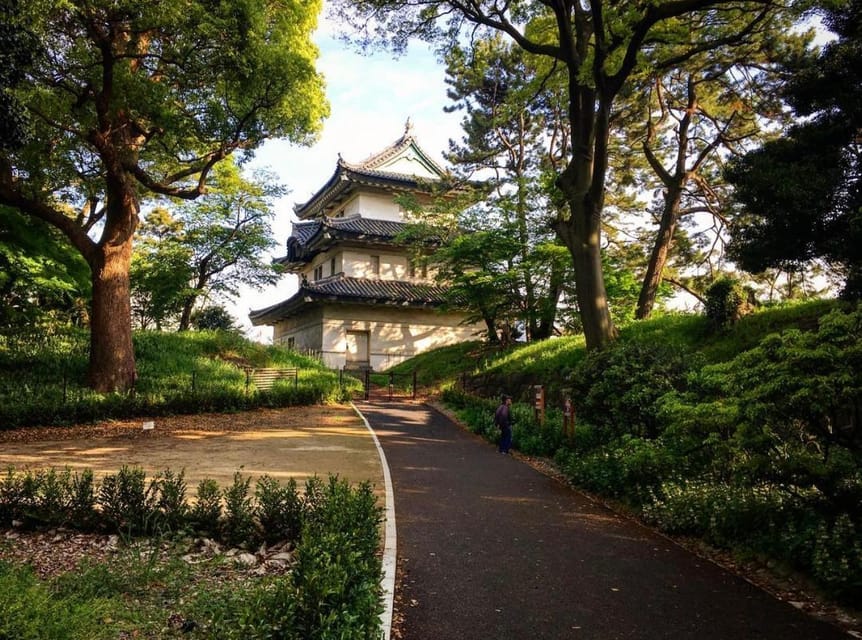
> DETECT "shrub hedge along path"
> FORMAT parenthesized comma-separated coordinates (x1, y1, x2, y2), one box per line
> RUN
(357, 400, 850, 640)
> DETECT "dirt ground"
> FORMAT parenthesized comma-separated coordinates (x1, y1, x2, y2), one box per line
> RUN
(0, 405, 384, 491)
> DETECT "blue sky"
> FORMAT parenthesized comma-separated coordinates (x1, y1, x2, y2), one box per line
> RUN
(236, 28, 463, 339)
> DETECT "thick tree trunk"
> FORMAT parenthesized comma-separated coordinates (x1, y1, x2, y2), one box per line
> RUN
(554, 202, 616, 350)
(533, 261, 564, 340)
(88, 240, 136, 392)
(635, 186, 683, 319)
(178, 297, 195, 331)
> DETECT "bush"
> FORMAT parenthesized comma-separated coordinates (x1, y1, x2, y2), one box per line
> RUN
(560, 436, 673, 504)
(256, 475, 303, 545)
(0, 469, 385, 640)
(705, 277, 748, 329)
(98, 466, 158, 535)
(190, 478, 222, 536)
(222, 472, 257, 548)
(291, 477, 383, 640)
(152, 469, 188, 533)
(570, 339, 695, 440)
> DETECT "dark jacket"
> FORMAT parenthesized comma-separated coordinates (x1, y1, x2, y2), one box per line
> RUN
(494, 403, 512, 430)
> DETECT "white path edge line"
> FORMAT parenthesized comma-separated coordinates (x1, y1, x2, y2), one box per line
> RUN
(352, 402, 396, 640)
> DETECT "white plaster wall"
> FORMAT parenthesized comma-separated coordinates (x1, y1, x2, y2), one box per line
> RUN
(302, 249, 341, 282)
(273, 308, 324, 351)
(376, 152, 440, 179)
(337, 193, 403, 221)
(341, 250, 407, 280)
(322, 305, 482, 370)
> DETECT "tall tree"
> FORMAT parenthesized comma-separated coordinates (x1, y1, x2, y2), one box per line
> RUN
(174, 162, 284, 331)
(0, 0, 327, 390)
(130, 207, 191, 330)
(444, 37, 569, 340)
(631, 14, 808, 318)
(726, 0, 862, 300)
(334, 0, 789, 349)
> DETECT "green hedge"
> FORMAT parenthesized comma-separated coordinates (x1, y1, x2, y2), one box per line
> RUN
(0, 467, 384, 639)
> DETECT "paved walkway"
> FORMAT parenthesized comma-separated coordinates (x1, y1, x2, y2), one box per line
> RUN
(358, 401, 849, 640)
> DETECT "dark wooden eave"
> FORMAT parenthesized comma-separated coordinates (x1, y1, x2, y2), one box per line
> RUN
(249, 276, 450, 326)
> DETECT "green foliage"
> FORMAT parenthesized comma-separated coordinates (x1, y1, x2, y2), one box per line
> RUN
(222, 471, 258, 548)
(190, 478, 223, 536)
(571, 339, 696, 439)
(559, 437, 674, 503)
(152, 469, 188, 533)
(0, 207, 90, 331)
(705, 277, 747, 329)
(132, 162, 285, 331)
(725, 0, 862, 299)
(0, 561, 115, 640)
(291, 477, 383, 640)
(0, 472, 383, 639)
(256, 475, 303, 545)
(192, 306, 241, 331)
(98, 466, 159, 535)
(0, 328, 344, 428)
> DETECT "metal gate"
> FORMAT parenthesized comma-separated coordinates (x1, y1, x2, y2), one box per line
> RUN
(340, 368, 417, 401)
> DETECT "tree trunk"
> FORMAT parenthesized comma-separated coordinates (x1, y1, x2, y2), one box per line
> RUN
(554, 203, 616, 350)
(88, 240, 137, 392)
(534, 260, 564, 340)
(635, 185, 683, 319)
(178, 296, 195, 331)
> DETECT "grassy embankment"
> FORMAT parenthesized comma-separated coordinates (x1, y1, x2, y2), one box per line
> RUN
(0, 329, 358, 428)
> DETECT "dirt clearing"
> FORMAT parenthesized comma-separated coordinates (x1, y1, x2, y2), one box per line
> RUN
(0, 405, 384, 490)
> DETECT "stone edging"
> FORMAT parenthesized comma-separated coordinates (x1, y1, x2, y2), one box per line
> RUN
(351, 402, 397, 640)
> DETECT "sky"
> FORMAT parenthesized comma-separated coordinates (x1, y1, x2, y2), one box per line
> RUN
(235, 25, 463, 341)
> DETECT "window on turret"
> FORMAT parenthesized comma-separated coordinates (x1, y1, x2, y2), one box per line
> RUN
(330, 257, 336, 276)
(370, 255, 380, 277)
(314, 265, 323, 281)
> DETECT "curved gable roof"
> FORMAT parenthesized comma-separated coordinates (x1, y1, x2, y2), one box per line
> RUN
(293, 125, 449, 220)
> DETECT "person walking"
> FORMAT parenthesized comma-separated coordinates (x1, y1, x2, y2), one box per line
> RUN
(494, 394, 513, 454)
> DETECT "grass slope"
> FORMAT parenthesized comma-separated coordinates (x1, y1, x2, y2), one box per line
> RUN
(385, 299, 841, 399)
(0, 329, 353, 428)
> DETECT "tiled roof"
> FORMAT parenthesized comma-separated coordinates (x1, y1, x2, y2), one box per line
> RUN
(325, 216, 407, 238)
(293, 130, 448, 219)
(290, 220, 321, 244)
(249, 276, 449, 325)
(306, 276, 446, 303)
(274, 216, 410, 268)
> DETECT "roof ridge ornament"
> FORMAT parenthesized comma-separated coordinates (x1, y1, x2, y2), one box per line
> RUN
(403, 117, 413, 137)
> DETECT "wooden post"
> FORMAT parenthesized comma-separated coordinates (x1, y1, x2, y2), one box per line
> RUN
(534, 385, 545, 426)
(364, 368, 370, 401)
(562, 388, 574, 441)
(412, 370, 417, 400)
(388, 371, 394, 401)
